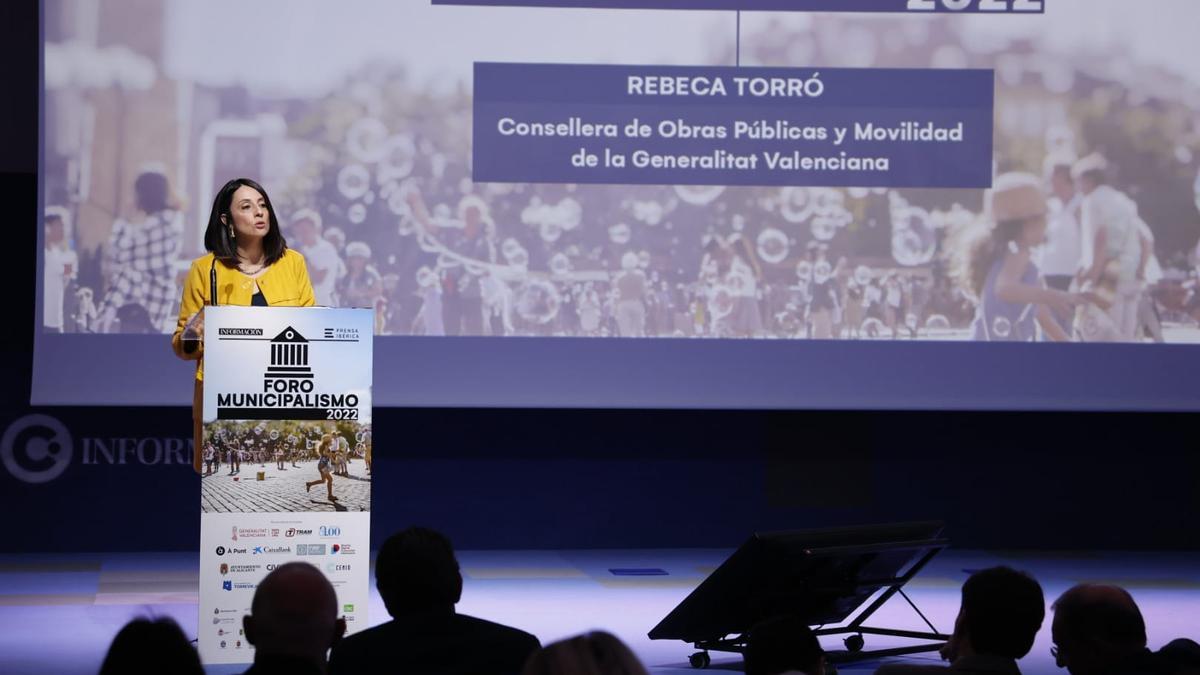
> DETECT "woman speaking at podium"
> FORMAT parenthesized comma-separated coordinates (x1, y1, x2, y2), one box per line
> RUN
(171, 178, 316, 473)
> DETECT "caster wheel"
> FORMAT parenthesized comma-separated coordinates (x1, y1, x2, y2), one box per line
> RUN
(689, 651, 711, 669)
(844, 634, 865, 652)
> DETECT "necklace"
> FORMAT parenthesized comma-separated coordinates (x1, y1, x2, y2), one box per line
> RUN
(238, 260, 265, 275)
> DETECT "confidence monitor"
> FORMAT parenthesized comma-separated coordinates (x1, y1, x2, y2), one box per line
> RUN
(649, 522, 949, 668)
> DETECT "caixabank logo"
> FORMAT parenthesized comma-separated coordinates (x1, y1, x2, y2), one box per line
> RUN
(215, 326, 361, 421)
(1, 414, 192, 484)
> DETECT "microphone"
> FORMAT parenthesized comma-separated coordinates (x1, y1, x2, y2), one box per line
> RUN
(209, 257, 219, 306)
(183, 258, 217, 356)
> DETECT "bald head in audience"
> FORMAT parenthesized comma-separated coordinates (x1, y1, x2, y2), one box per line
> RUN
(244, 562, 346, 671)
(1051, 584, 1147, 675)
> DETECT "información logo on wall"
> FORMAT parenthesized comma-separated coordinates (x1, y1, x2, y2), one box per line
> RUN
(1, 413, 193, 484)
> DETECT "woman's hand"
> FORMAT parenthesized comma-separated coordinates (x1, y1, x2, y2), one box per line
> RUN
(181, 310, 205, 355)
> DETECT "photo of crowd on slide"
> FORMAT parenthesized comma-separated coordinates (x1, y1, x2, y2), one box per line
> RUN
(200, 420, 371, 514)
(41, 0, 1200, 342)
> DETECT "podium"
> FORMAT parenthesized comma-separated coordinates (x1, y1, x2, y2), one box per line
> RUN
(194, 306, 373, 665)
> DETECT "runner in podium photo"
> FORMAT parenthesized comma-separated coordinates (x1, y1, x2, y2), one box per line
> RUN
(305, 433, 339, 503)
(171, 178, 316, 473)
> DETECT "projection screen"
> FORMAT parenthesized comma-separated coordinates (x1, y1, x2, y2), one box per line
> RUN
(34, 0, 1200, 409)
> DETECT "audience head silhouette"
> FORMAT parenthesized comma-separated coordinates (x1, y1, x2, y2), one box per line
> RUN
(744, 615, 825, 675)
(521, 631, 649, 675)
(1052, 584, 1147, 675)
(956, 566, 1045, 660)
(99, 616, 203, 675)
(243, 561, 345, 673)
(375, 526, 463, 617)
(329, 526, 540, 675)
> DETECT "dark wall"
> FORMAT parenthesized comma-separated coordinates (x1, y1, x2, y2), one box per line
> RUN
(3, 390, 1199, 552)
(3, 3, 1197, 554)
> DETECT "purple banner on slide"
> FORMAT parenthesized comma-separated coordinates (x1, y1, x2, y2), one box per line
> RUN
(435, 0, 1045, 13)
(472, 63, 995, 188)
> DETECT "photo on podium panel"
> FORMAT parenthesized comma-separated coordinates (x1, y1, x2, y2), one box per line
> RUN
(200, 420, 372, 514)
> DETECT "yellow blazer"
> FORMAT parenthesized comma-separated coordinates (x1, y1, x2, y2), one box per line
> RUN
(171, 249, 316, 380)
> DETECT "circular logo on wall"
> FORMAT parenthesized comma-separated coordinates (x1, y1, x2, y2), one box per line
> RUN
(1, 414, 73, 484)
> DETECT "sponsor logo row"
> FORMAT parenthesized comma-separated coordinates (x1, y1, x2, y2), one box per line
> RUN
(219, 561, 353, 582)
(214, 543, 357, 557)
(232, 525, 341, 541)
(211, 601, 357, 651)
(213, 603, 355, 616)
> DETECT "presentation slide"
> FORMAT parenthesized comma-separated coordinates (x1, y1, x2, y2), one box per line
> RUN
(35, 0, 1200, 409)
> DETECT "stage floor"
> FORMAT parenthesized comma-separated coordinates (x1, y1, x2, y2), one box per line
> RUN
(2, 549, 1198, 675)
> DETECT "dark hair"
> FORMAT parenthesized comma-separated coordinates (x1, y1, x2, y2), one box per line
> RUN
(134, 171, 171, 214)
(375, 527, 462, 615)
(960, 566, 1045, 659)
(99, 616, 203, 675)
(1052, 584, 1146, 655)
(1080, 168, 1107, 187)
(522, 632, 648, 675)
(953, 218, 1032, 301)
(115, 303, 156, 334)
(744, 615, 824, 675)
(203, 178, 288, 267)
(1050, 164, 1073, 183)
